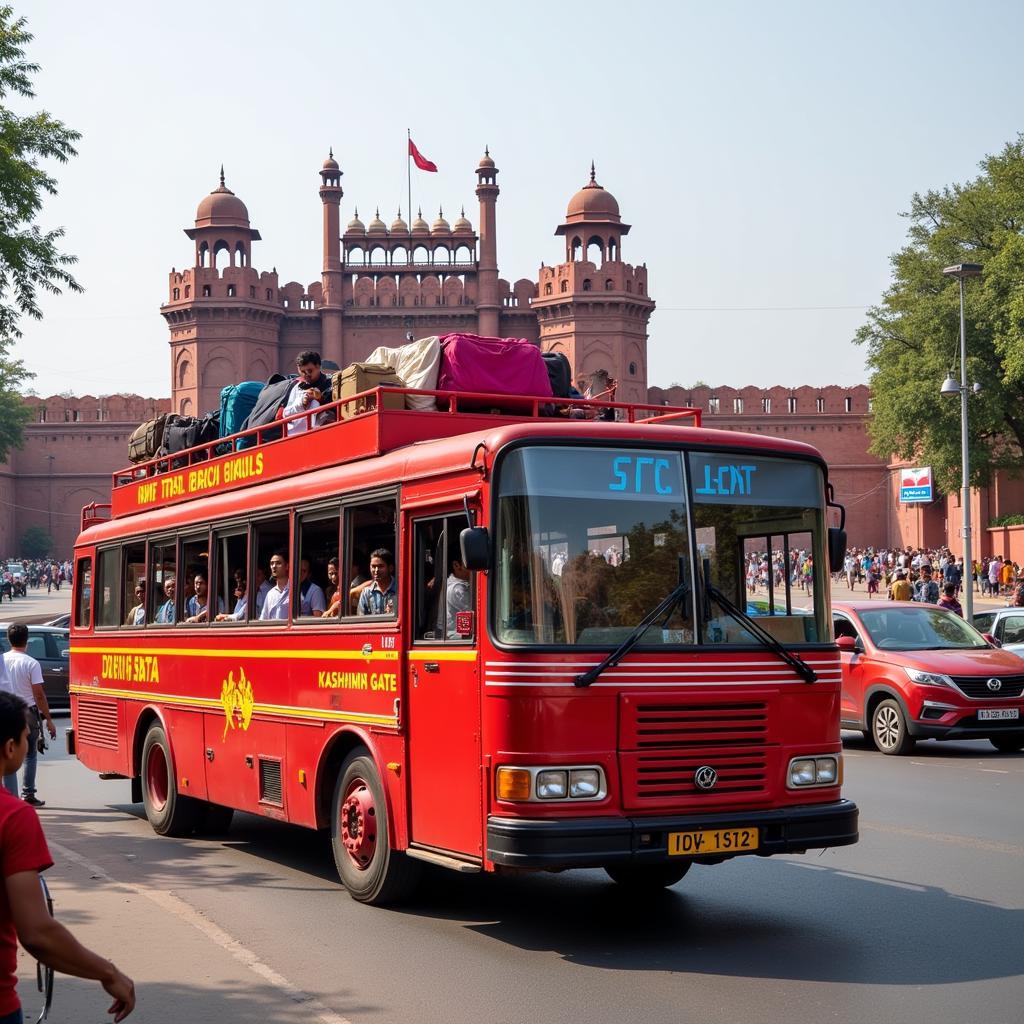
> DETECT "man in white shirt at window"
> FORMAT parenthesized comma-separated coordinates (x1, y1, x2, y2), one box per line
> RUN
(259, 552, 290, 620)
(298, 559, 326, 617)
(3, 624, 56, 805)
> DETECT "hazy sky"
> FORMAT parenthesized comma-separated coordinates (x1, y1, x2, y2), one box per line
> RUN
(15, 0, 1024, 398)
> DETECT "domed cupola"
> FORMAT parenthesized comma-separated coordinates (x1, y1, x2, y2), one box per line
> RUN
(564, 163, 621, 224)
(412, 207, 430, 235)
(195, 167, 252, 228)
(367, 208, 388, 235)
(390, 208, 409, 234)
(431, 207, 451, 234)
(345, 207, 366, 234)
(453, 207, 473, 235)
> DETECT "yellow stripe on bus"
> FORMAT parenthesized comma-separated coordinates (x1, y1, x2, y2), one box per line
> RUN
(70, 646, 400, 662)
(407, 649, 477, 662)
(69, 685, 397, 726)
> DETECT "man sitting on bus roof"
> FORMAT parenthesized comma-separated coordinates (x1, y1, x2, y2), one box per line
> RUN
(154, 577, 175, 624)
(287, 351, 336, 429)
(259, 552, 290, 620)
(357, 549, 396, 616)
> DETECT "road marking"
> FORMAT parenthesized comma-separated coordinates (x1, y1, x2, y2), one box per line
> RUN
(980, 768, 1010, 774)
(860, 822, 1024, 857)
(50, 840, 354, 1024)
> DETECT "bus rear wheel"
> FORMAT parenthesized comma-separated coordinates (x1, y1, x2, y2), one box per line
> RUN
(331, 751, 420, 905)
(605, 862, 691, 890)
(141, 724, 199, 837)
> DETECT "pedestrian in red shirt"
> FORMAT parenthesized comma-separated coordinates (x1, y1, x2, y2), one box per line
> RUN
(0, 692, 135, 1022)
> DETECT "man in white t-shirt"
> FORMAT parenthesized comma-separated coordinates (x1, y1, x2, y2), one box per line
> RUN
(259, 551, 291, 621)
(3, 624, 56, 805)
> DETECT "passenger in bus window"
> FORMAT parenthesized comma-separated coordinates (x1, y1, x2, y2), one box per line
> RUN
(254, 566, 271, 617)
(215, 578, 248, 621)
(185, 571, 224, 623)
(298, 559, 326, 617)
(357, 549, 396, 616)
(259, 552, 290, 620)
(443, 555, 472, 638)
(325, 558, 339, 605)
(125, 583, 145, 626)
(347, 550, 372, 613)
(154, 578, 176, 624)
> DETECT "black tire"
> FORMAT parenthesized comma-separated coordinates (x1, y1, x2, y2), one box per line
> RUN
(195, 801, 235, 835)
(871, 698, 916, 755)
(141, 724, 200, 836)
(989, 735, 1024, 753)
(605, 862, 691, 890)
(331, 751, 420, 905)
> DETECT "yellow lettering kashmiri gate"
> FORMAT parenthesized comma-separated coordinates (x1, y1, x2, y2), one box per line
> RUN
(69, 386, 858, 904)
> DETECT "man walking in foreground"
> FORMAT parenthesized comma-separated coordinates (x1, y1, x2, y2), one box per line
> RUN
(0, 692, 136, 1022)
(2, 627, 55, 807)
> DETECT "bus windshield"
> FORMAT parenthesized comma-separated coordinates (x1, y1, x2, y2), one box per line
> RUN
(494, 445, 828, 647)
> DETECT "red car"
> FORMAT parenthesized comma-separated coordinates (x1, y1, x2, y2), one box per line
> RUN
(833, 601, 1024, 755)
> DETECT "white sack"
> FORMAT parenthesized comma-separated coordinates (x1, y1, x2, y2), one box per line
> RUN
(367, 336, 441, 411)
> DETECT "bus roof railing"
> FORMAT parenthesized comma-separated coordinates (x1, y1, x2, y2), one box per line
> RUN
(81, 502, 112, 532)
(107, 387, 701, 518)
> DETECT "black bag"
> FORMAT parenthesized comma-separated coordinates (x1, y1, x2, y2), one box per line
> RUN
(237, 377, 296, 449)
(160, 412, 221, 466)
(542, 351, 573, 399)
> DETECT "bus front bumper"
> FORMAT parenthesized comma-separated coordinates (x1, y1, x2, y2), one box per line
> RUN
(487, 799, 858, 869)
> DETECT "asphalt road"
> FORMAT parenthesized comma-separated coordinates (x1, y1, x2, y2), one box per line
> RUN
(14, 723, 1023, 1024)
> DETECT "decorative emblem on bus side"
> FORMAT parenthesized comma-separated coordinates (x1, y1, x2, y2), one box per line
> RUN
(694, 765, 718, 790)
(362, 643, 373, 656)
(220, 667, 255, 740)
(987, 678, 1003, 692)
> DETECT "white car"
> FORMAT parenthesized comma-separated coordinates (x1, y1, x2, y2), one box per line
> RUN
(972, 608, 1024, 657)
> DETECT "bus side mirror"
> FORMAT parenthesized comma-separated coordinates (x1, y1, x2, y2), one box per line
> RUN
(828, 527, 847, 573)
(460, 526, 490, 572)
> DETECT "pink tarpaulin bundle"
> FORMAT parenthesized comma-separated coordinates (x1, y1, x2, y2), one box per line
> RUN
(437, 333, 554, 399)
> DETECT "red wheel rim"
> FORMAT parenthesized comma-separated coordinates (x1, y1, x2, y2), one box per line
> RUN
(340, 777, 377, 870)
(146, 743, 169, 812)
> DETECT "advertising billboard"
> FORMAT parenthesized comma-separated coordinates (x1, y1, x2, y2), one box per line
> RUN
(900, 466, 934, 503)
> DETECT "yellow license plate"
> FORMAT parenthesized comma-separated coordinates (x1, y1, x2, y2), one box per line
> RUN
(668, 827, 759, 857)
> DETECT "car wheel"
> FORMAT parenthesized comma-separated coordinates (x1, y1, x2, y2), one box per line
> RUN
(989, 735, 1024, 753)
(871, 698, 915, 755)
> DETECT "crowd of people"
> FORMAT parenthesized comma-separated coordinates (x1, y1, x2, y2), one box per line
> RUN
(0, 559, 73, 602)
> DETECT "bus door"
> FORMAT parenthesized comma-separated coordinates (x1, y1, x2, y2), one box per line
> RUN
(406, 513, 482, 858)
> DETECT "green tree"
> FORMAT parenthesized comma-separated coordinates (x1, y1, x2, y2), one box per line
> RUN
(856, 136, 1024, 494)
(0, 6, 81, 339)
(20, 524, 51, 557)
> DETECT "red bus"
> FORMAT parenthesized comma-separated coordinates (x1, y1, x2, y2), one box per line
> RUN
(69, 388, 858, 903)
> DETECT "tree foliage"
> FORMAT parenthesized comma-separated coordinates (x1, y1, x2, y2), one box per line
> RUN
(0, 6, 81, 340)
(20, 524, 51, 558)
(856, 136, 1024, 494)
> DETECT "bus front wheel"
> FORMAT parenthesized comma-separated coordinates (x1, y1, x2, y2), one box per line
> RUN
(605, 862, 691, 890)
(141, 724, 199, 837)
(331, 751, 420, 905)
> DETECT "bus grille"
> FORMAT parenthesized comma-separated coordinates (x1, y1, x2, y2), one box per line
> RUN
(620, 698, 770, 748)
(619, 695, 775, 811)
(75, 697, 119, 750)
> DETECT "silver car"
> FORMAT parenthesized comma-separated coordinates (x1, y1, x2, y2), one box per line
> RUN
(972, 608, 1024, 657)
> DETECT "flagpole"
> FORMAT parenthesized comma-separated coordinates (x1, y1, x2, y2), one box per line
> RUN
(406, 128, 412, 248)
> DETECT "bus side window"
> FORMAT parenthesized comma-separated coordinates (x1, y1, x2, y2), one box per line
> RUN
(122, 541, 146, 627)
(96, 547, 121, 628)
(212, 529, 247, 624)
(180, 534, 212, 625)
(75, 558, 92, 629)
(344, 498, 397, 618)
(251, 516, 290, 622)
(296, 511, 339, 619)
(149, 540, 177, 625)
(414, 515, 474, 642)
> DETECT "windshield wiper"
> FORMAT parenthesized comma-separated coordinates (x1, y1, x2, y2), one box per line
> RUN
(574, 577, 690, 688)
(705, 583, 818, 684)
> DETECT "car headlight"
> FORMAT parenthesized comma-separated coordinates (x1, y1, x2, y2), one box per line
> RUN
(788, 755, 840, 788)
(903, 667, 953, 688)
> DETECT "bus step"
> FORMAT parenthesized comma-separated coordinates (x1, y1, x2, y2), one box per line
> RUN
(406, 845, 482, 873)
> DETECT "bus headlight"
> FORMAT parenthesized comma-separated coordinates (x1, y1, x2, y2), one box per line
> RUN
(788, 755, 839, 788)
(495, 765, 607, 802)
(536, 770, 568, 799)
(569, 769, 602, 798)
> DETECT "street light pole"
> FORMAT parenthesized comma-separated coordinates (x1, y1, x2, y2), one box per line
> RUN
(941, 262, 983, 620)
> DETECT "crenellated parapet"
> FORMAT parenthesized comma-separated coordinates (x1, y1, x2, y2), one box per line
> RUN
(537, 260, 648, 298)
(166, 265, 280, 305)
(649, 383, 873, 416)
(26, 394, 171, 424)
